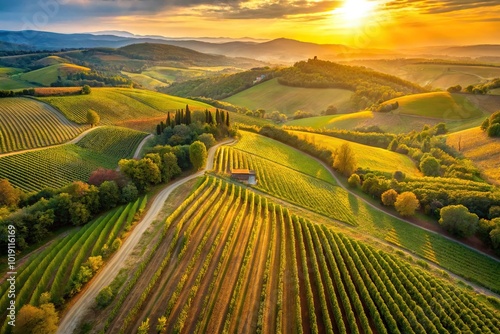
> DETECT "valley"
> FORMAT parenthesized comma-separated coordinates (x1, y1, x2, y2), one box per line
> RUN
(0, 23, 500, 334)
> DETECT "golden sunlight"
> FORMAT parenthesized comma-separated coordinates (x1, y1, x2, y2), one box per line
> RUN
(334, 0, 378, 28)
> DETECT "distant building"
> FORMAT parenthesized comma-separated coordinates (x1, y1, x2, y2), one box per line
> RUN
(230, 169, 257, 185)
(253, 74, 267, 85)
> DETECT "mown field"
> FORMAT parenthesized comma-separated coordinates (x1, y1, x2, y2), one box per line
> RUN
(447, 127, 500, 185)
(19, 63, 90, 86)
(0, 197, 146, 334)
(380, 92, 484, 120)
(0, 126, 147, 192)
(224, 78, 353, 114)
(38, 88, 214, 125)
(289, 130, 421, 177)
(216, 132, 500, 293)
(95, 177, 499, 334)
(0, 97, 84, 154)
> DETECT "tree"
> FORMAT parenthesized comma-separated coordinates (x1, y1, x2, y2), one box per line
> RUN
(86, 109, 100, 128)
(325, 105, 338, 115)
(439, 205, 479, 238)
(197, 133, 216, 149)
(14, 301, 58, 334)
(333, 143, 357, 176)
(381, 189, 398, 206)
(98, 181, 120, 210)
(347, 174, 360, 188)
(392, 171, 405, 182)
(161, 152, 181, 183)
(491, 227, 500, 254)
(121, 182, 138, 203)
(226, 111, 230, 127)
(487, 123, 500, 137)
(0, 179, 21, 208)
(81, 85, 91, 94)
(189, 141, 207, 170)
(394, 192, 419, 216)
(420, 156, 441, 177)
(69, 202, 91, 226)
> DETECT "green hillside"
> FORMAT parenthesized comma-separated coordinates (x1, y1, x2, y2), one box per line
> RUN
(0, 67, 31, 90)
(38, 88, 214, 125)
(290, 130, 421, 177)
(379, 92, 484, 119)
(224, 78, 353, 114)
(19, 63, 90, 86)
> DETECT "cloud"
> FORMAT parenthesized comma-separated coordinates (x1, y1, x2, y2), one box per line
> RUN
(384, 0, 500, 14)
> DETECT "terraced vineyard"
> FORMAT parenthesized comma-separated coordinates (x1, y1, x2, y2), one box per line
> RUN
(38, 88, 214, 125)
(0, 127, 147, 192)
(214, 146, 357, 225)
(97, 177, 500, 334)
(0, 197, 146, 334)
(0, 97, 83, 154)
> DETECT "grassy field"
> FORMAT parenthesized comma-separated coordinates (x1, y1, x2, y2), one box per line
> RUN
(19, 63, 90, 86)
(38, 88, 214, 126)
(286, 111, 374, 129)
(380, 92, 484, 120)
(224, 78, 353, 114)
(96, 177, 499, 334)
(490, 88, 500, 95)
(121, 71, 167, 90)
(32, 55, 68, 67)
(0, 97, 84, 154)
(289, 130, 421, 177)
(0, 67, 32, 90)
(401, 64, 500, 89)
(0, 197, 145, 334)
(447, 127, 500, 185)
(0, 126, 147, 192)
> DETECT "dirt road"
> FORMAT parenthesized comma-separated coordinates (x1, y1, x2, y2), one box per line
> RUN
(56, 139, 232, 334)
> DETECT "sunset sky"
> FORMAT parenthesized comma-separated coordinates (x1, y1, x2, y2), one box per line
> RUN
(0, 0, 499, 48)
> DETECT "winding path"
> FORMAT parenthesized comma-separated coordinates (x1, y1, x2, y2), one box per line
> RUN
(56, 139, 232, 334)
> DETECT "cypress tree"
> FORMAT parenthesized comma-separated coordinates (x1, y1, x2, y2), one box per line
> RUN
(226, 111, 230, 127)
(156, 124, 161, 135)
(166, 113, 171, 127)
(186, 107, 191, 125)
(205, 110, 209, 124)
(181, 109, 185, 124)
(221, 110, 225, 124)
(160, 121, 165, 132)
(208, 111, 214, 125)
(215, 109, 221, 125)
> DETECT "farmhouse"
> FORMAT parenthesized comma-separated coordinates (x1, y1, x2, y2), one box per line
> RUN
(230, 169, 257, 185)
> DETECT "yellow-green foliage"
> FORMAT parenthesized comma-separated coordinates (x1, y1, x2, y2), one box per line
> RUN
(286, 111, 374, 129)
(380, 92, 483, 120)
(20, 63, 90, 86)
(38, 88, 214, 125)
(290, 130, 420, 177)
(224, 78, 353, 114)
(233, 131, 336, 184)
(0, 97, 84, 153)
(447, 127, 500, 185)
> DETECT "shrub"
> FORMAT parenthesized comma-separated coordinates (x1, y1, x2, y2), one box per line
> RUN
(381, 189, 398, 206)
(439, 205, 479, 238)
(347, 174, 361, 188)
(96, 287, 114, 309)
(394, 192, 420, 216)
(419, 156, 441, 177)
(489, 205, 500, 219)
(392, 170, 405, 181)
(487, 123, 500, 137)
(197, 133, 216, 149)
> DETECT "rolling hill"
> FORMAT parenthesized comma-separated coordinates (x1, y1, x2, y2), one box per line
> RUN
(447, 127, 500, 185)
(224, 78, 353, 114)
(19, 63, 90, 86)
(379, 92, 484, 120)
(37, 88, 214, 126)
(0, 97, 84, 154)
(289, 130, 421, 177)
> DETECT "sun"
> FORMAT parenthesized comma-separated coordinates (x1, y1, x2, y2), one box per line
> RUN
(334, 0, 378, 28)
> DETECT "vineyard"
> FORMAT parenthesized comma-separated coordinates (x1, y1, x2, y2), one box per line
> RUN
(0, 127, 147, 192)
(214, 146, 357, 225)
(0, 196, 147, 334)
(95, 177, 500, 334)
(216, 132, 500, 293)
(38, 88, 214, 125)
(0, 97, 83, 154)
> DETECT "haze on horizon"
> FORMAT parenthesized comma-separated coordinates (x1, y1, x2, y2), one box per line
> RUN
(0, 0, 499, 48)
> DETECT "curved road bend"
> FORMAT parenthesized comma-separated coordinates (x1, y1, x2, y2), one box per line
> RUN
(57, 139, 232, 334)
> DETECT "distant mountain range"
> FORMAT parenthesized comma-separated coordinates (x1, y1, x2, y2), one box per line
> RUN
(0, 30, 499, 64)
